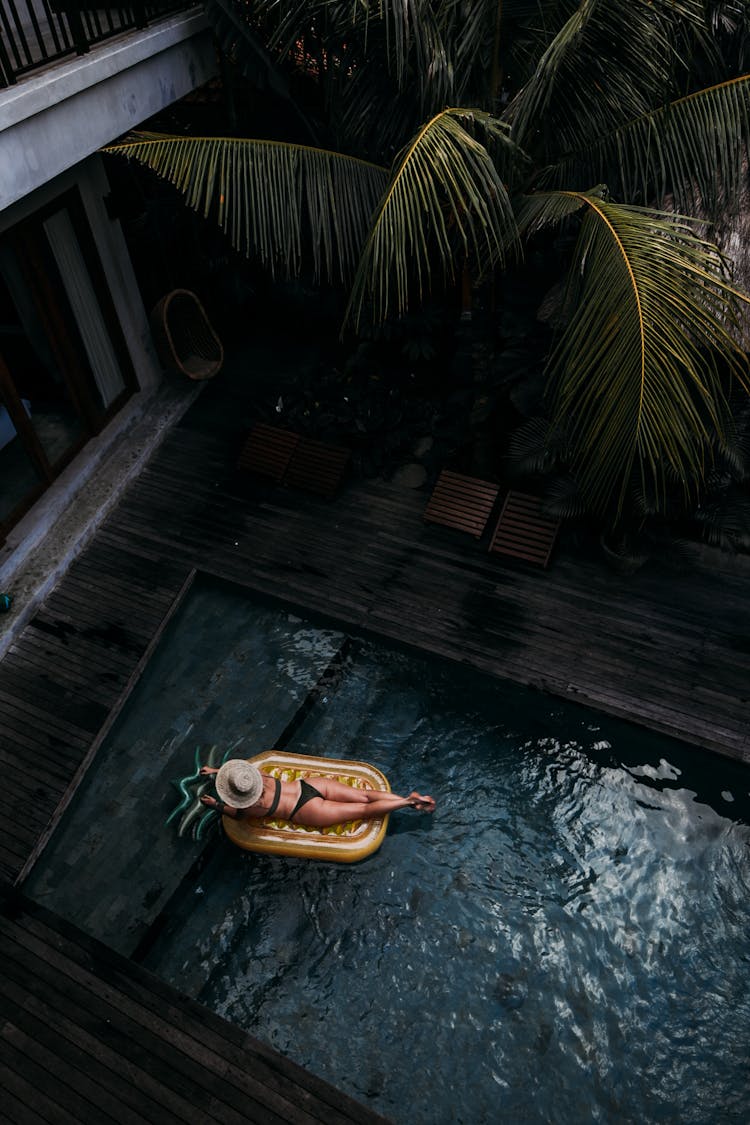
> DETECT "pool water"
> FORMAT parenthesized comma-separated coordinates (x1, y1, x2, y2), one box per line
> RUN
(27, 579, 750, 1124)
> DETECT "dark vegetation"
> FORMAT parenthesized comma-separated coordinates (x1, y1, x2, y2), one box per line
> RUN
(107, 0, 750, 568)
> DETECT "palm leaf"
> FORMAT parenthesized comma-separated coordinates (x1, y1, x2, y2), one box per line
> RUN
(345, 109, 521, 329)
(507, 0, 705, 159)
(103, 134, 388, 284)
(203, 0, 291, 101)
(517, 189, 750, 519)
(539, 73, 750, 217)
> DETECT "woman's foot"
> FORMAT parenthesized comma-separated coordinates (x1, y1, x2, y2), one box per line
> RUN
(408, 792, 435, 812)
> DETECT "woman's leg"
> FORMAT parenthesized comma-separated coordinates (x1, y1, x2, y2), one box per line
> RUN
(314, 778, 435, 810)
(294, 795, 432, 828)
(312, 777, 371, 803)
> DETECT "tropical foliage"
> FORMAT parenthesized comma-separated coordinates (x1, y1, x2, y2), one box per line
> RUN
(106, 0, 750, 527)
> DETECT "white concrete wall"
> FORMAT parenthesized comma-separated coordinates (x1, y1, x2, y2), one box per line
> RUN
(0, 10, 218, 598)
(0, 9, 217, 212)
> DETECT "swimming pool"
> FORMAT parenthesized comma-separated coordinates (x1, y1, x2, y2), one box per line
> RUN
(27, 578, 750, 1124)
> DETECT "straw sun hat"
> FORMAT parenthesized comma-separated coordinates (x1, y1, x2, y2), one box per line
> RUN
(214, 760, 264, 808)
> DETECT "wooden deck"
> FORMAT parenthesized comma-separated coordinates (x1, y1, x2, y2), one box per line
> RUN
(0, 887, 389, 1125)
(1, 405, 750, 1120)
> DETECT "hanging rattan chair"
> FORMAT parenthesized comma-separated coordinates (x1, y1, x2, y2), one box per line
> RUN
(150, 289, 224, 381)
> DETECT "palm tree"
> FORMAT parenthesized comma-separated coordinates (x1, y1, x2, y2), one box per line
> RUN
(106, 0, 750, 526)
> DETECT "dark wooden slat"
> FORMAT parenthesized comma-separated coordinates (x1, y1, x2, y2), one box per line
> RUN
(0, 929, 241, 1124)
(489, 490, 561, 566)
(423, 470, 499, 538)
(0, 1053, 83, 1125)
(0, 685, 96, 744)
(1, 1013, 152, 1125)
(0, 893, 389, 1125)
(0, 660, 108, 730)
(17, 905, 381, 1125)
(0, 1029, 123, 1125)
(283, 437, 351, 498)
(237, 423, 300, 481)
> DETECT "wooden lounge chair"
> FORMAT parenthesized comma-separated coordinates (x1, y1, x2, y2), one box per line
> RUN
(488, 490, 561, 567)
(284, 436, 351, 498)
(237, 424, 350, 497)
(237, 423, 300, 482)
(423, 470, 500, 539)
(150, 289, 224, 380)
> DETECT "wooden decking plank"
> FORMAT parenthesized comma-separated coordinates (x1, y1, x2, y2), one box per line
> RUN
(0, 738, 74, 787)
(0, 686, 97, 744)
(0, 1022, 123, 1125)
(0, 824, 38, 866)
(33, 599, 161, 650)
(13, 902, 386, 1125)
(0, 1080, 49, 1125)
(47, 575, 172, 622)
(2, 646, 121, 707)
(34, 597, 156, 648)
(0, 1052, 82, 1125)
(1, 911, 350, 1125)
(0, 933, 240, 1125)
(0, 761, 63, 819)
(0, 706, 86, 762)
(0, 987, 229, 1125)
(20, 623, 143, 674)
(0, 660, 108, 730)
(2, 1012, 157, 1125)
(61, 545, 178, 589)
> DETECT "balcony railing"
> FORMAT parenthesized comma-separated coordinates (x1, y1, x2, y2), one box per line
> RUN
(0, 0, 194, 87)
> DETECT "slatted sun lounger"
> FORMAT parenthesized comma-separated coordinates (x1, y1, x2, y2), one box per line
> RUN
(284, 436, 351, 498)
(423, 470, 500, 538)
(236, 423, 300, 482)
(237, 424, 350, 497)
(488, 490, 561, 567)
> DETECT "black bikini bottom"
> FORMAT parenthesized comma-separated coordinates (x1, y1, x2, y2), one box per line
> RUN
(290, 778, 323, 819)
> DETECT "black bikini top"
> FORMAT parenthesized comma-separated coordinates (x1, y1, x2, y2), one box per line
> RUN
(266, 776, 282, 818)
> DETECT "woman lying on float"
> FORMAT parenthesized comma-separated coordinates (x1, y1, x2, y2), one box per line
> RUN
(199, 759, 436, 827)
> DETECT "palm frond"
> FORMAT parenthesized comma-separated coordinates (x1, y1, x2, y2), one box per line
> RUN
(517, 189, 750, 518)
(506, 415, 560, 476)
(345, 109, 521, 329)
(103, 134, 388, 284)
(204, 0, 290, 101)
(378, 0, 455, 106)
(507, 0, 705, 159)
(539, 73, 750, 217)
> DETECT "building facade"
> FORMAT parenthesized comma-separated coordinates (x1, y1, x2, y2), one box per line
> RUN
(0, 1, 217, 575)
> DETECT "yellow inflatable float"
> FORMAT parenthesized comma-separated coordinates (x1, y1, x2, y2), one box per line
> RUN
(222, 750, 392, 863)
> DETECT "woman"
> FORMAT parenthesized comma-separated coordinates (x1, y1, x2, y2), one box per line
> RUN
(199, 760, 435, 828)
